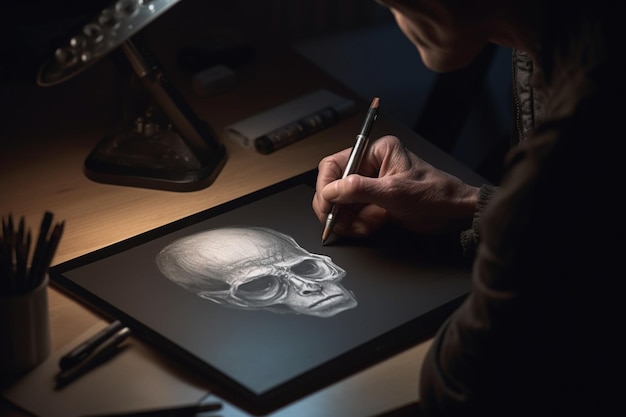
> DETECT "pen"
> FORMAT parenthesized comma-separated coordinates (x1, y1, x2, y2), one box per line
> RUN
(55, 327, 131, 389)
(322, 97, 380, 245)
(83, 401, 223, 417)
(59, 320, 125, 371)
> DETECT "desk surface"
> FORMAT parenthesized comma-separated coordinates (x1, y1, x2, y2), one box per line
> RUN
(0, 2, 482, 416)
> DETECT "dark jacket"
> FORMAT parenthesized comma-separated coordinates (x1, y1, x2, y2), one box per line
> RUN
(420, 3, 625, 415)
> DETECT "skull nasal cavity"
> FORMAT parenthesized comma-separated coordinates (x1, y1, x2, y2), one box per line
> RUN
(295, 280, 322, 295)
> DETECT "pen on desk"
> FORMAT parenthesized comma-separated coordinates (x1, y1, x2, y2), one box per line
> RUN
(55, 327, 131, 389)
(83, 401, 223, 417)
(59, 320, 125, 371)
(321, 96, 380, 245)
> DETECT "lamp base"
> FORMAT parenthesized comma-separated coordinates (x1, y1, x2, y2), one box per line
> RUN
(83, 36, 228, 193)
(84, 126, 227, 192)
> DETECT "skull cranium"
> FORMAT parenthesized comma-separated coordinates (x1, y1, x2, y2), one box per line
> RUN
(156, 227, 357, 318)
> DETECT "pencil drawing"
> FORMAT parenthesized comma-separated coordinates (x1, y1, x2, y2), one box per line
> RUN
(156, 226, 357, 317)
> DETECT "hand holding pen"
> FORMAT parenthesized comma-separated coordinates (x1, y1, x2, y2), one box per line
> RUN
(321, 97, 379, 245)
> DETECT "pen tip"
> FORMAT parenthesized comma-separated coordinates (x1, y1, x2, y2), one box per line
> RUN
(370, 97, 380, 109)
(321, 225, 332, 245)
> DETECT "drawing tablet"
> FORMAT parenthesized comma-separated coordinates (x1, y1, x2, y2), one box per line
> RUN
(49, 172, 471, 415)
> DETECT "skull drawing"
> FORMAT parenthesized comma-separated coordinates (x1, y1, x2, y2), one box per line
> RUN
(156, 227, 357, 318)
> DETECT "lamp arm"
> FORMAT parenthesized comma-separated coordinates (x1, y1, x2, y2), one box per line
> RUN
(121, 36, 224, 166)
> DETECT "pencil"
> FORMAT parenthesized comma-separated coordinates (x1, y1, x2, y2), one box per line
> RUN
(38, 220, 64, 286)
(0, 211, 65, 295)
(28, 211, 53, 288)
(321, 97, 380, 245)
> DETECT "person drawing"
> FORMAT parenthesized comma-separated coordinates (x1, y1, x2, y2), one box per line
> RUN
(313, 0, 623, 415)
(156, 226, 357, 318)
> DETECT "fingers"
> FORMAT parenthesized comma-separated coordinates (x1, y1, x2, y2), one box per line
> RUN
(323, 174, 397, 211)
(320, 135, 411, 207)
(312, 135, 408, 232)
(315, 135, 405, 194)
(329, 203, 389, 237)
(315, 175, 389, 237)
(368, 135, 416, 176)
(312, 165, 393, 236)
(313, 147, 351, 221)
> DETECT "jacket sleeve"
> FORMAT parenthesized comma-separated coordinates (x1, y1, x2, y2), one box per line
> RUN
(419, 138, 544, 416)
(417, 116, 622, 416)
(459, 184, 497, 258)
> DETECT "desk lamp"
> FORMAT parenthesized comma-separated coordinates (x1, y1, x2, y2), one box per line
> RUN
(37, 0, 227, 192)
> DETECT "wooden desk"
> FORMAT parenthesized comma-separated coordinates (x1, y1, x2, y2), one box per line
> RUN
(1, 2, 483, 416)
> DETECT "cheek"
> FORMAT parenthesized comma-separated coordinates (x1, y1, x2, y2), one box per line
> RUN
(394, 9, 460, 51)
(392, 11, 487, 72)
(394, 15, 439, 70)
(393, 12, 426, 49)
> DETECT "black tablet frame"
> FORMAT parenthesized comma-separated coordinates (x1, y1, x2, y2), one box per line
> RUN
(49, 170, 470, 415)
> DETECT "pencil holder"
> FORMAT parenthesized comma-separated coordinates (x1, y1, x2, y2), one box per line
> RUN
(0, 274, 51, 387)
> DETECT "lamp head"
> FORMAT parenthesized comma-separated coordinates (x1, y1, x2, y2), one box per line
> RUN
(37, 0, 181, 87)
(32, 0, 227, 192)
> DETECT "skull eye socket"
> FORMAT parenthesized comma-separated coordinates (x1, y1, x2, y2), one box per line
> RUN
(290, 258, 331, 280)
(234, 275, 284, 302)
